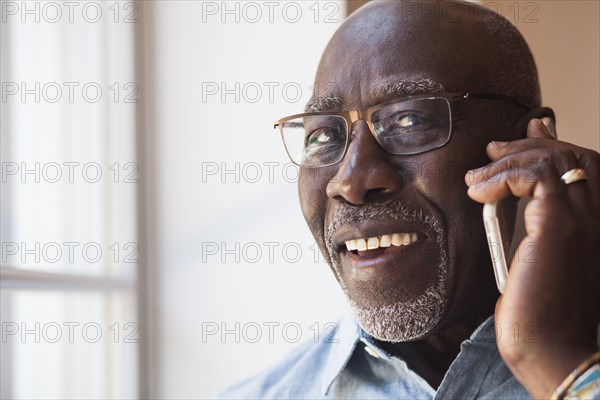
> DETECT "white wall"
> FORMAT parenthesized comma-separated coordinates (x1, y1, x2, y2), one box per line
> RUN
(146, 2, 346, 398)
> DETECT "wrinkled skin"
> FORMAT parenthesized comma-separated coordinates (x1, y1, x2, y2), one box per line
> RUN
(297, 1, 600, 397)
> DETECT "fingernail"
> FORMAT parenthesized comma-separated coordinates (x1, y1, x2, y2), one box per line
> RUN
(540, 117, 556, 138)
(491, 141, 507, 148)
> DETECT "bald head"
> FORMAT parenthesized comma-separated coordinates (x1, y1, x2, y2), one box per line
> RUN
(313, 0, 540, 110)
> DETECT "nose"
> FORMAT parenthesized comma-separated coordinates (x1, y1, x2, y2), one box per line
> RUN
(326, 121, 403, 205)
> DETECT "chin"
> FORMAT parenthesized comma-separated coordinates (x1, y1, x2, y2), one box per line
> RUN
(342, 255, 448, 342)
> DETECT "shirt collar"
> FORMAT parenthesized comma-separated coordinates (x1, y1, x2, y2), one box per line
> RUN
(320, 308, 361, 396)
(320, 311, 497, 396)
(467, 314, 496, 343)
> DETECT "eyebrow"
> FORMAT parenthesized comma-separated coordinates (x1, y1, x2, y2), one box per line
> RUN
(304, 94, 343, 113)
(375, 78, 445, 99)
(304, 78, 445, 112)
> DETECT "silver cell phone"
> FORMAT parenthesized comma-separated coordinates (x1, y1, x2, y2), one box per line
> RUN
(482, 119, 554, 294)
(483, 202, 509, 293)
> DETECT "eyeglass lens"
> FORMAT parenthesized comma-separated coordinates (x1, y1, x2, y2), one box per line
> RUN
(280, 97, 451, 167)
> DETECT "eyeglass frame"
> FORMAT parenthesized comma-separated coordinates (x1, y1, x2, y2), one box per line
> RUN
(273, 92, 534, 168)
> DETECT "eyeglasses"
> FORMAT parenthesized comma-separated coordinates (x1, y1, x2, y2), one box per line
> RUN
(273, 92, 533, 168)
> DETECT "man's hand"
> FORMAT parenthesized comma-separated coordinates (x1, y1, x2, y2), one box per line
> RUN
(465, 119, 600, 398)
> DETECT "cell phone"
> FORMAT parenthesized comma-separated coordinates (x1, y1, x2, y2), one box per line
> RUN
(482, 118, 553, 294)
(483, 202, 509, 293)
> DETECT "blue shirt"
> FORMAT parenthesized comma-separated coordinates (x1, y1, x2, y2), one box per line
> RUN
(219, 311, 531, 399)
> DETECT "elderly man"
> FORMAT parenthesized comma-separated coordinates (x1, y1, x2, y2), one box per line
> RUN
(222, 1, 600, 398)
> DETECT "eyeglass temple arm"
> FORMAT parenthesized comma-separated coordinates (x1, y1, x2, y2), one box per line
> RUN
(463, 92, 534, 110)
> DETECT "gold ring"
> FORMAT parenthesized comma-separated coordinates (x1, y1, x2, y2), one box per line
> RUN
(560, 168, 588, 185)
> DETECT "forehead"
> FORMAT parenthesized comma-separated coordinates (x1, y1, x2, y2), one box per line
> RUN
(312, 3, 497, 111)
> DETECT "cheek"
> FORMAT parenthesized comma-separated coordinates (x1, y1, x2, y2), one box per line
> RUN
(298, 168, 332, 236)
(420, 122, 512, 235)
(410, 128, 493, 198)
(412, 143, 491, 266)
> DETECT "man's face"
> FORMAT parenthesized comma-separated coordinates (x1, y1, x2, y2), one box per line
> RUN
(298, 5, 521, 342)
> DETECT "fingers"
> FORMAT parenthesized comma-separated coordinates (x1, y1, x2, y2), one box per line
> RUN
(485, 119, 554, 161)
(464, 118, 598, 221)
(467, 159, 567, 204)
(466, 146, 580, 192)
(466, 154, 593, 215)
(483, 119, 591, 169)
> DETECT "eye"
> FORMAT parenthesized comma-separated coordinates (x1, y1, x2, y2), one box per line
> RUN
(389, 112, 435, 130)
(374, 110, 438, 136)
(305, 127, 342, 147)
(394, 113, 427, 128)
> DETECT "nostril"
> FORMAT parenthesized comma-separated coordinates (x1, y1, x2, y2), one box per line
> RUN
(332, 195, 358, 206)
(364, 187, 389, 202)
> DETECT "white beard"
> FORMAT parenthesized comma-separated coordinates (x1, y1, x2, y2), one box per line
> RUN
(326, 200, 449, 342)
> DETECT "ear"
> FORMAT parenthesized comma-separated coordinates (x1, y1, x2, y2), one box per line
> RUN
(513, 107, 557, 139)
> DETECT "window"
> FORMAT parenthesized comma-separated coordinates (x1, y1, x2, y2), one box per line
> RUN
(1, 2, 143, 398)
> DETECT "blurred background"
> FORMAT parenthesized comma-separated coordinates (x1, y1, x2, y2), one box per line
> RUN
(1, 1, 598, 399)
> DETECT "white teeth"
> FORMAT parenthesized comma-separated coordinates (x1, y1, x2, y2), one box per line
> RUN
(367, 237, 379, 250)
(401, 233, 412, 245)
(379, 235, 391, 247)
(356, 239, 367, 251)
(345, 233, 418, 252)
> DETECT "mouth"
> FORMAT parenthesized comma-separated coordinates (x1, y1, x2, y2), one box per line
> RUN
(330, 219, 431, 270)
(345, 232, 420, 257)
(325, 200, 445, 276)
